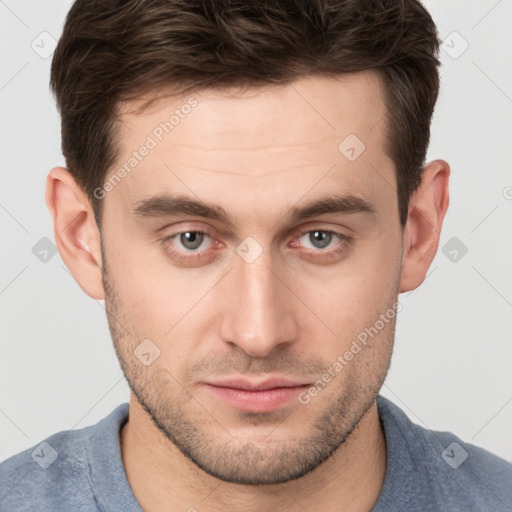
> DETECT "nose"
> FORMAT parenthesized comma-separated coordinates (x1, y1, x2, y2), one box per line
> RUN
(218, 247, 300, 358)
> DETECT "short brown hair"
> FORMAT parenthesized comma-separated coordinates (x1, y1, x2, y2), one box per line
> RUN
(50, 0, 441, 228)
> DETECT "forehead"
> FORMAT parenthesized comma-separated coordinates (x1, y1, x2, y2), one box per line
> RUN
(118, 71, 388, 152)
(107, 71, 394, 215)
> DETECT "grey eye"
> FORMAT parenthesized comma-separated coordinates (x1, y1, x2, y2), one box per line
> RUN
(179, 231, 205, 250)
(308, 230, 333, 249)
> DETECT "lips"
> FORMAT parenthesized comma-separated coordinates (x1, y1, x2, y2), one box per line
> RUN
(202, 377, 310, 413)
(207, 377, 308, 391)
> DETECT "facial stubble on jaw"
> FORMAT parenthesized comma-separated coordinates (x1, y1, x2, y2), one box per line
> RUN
(100, 245, 397, 485)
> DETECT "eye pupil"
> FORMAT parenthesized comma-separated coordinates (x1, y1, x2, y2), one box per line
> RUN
(310, 230, 331, 249)
(180, 231, 203, 250)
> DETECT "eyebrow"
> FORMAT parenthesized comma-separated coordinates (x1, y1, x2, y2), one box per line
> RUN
(130, 193, 375, 229)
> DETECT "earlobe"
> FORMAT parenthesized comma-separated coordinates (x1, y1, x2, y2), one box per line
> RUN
(399, 160, 450, 293)
(45, 167, 105, 300)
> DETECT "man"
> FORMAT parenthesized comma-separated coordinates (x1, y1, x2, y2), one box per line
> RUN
(1, 0, 511, 510)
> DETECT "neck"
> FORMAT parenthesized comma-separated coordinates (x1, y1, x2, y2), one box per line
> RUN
(120, 395, 387, 512)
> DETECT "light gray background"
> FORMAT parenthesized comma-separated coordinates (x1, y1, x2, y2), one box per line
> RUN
(1, 0, 511, 464)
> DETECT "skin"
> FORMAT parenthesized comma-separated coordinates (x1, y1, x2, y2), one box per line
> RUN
(45, 71, 449, 512)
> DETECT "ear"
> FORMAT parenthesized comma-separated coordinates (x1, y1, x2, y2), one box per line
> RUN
(45, 167, 105, 299)
(399, 160, 450, 293)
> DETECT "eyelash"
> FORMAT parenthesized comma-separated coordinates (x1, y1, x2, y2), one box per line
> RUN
(162, 227, 352, 264)
(162, 230, 216, 264)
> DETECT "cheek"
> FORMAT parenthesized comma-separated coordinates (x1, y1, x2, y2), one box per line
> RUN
(302, 237, 400, 342)
(104, 233, 206, 327)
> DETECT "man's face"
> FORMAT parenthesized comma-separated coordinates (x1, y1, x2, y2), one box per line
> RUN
(101, 72, 402, 484)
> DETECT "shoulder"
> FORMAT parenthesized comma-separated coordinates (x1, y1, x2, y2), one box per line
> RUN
(0, 404, 129, 512)
(425, 427, 512, 509)
(376, 395, 512, 511)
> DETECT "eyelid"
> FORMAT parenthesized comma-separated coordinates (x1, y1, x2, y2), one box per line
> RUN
(164, 225, 347, 244)
(167, 229, 216, 251)
(294, 225, 348, 237)
(292, 224, 350, 245)
(161, 224, 351, 260)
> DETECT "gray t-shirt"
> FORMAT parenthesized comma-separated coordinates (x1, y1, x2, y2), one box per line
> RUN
(1, 395, 511, 511)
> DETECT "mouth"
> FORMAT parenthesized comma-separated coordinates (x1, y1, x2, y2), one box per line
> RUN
(202, 377, 311, 413)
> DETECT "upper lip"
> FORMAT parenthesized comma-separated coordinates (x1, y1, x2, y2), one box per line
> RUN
(205, 377, 310, 391)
